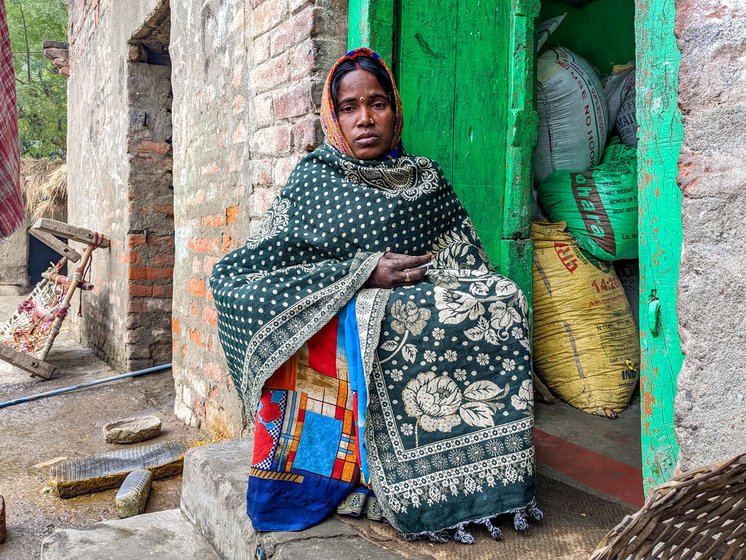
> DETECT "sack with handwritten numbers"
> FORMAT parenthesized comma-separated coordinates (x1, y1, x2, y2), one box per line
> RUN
(531, 222, 639, 417)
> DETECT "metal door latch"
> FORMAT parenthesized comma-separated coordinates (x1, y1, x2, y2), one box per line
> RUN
(648, 290, 661, 337)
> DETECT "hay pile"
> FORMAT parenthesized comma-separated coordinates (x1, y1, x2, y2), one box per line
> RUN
(20, 158, 67, 223)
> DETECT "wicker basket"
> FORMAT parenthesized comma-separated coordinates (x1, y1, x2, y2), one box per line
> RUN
(589, 453, 746, 560)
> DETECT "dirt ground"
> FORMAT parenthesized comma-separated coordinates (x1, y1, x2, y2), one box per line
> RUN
(0, 294, 202, 560)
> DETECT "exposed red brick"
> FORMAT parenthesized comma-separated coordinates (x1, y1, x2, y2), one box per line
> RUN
(129, 267, 173, 281)
(249, 56, 290, 94)
(188, 278, 206, 298)
(251, 0, 286, 36)
(145, 204, 174, 216)
(188, 237, 220, 254)
(154, 253, 175, 266)
(204, 362, 225, 383)
(226, 205, 240, 224)
(251, 159, 274, 187)
(188, 328, 204, 347)
(272, 7, 325, 56)
(122, 251, 140, 264)
(289, 0, 313, 15)
(153, 285, 173, 298)
(203, 214, 226, 227)
(128, 234, 174, 248)
(292, 116, 323, 151)
(172, 318, 180, 335)
(251, 124, 291, 156)
(135, 140, 170, 155)
(221, 233, 233, 254)
(128, 284, 153, 297)
(203, 255, 220, 275)
(273, 83, 313, 120)
(202, 305, 218, 326)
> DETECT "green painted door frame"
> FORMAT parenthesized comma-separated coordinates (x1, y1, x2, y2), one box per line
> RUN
(347, 0, 537, 299)
(348, 0, 684, 495)
(634, 0, 684, 494)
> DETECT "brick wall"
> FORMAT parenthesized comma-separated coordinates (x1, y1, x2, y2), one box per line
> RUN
(67, 0, 169, 371)
(125, 59, 174, 370)
(169, 0, 347, 437)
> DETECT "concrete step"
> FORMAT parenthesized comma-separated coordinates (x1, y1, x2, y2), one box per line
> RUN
(40, 509, 219, 560)
(180, 439, 405, 560)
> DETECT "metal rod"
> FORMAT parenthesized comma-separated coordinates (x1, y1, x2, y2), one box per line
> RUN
(0, 363, 172, 409)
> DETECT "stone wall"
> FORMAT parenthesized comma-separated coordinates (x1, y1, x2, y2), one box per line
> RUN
(169, 0, 347, 437)
(675, 1, 746, 469)
(67, 0, 172, 371)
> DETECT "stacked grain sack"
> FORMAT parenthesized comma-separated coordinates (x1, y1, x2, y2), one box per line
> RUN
(532, 29, 639, 417)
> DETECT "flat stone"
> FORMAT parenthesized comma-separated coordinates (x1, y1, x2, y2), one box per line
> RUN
(115, 469, 152, 518)
(40, 509, 219, 560)
(104, 415, 162, 444)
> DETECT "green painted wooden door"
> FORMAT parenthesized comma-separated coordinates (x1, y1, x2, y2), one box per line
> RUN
(348, 0, 537, 296)
(635, 0, 684, 494)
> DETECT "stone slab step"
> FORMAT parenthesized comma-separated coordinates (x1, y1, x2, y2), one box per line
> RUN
(181, 439, 406, 560)
(40, 509, 219, 560)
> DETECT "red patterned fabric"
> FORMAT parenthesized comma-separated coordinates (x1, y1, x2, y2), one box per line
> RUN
(0, 1, 24, 238)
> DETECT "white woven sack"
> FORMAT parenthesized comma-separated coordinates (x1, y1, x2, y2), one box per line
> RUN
(535, 46, 609, 183)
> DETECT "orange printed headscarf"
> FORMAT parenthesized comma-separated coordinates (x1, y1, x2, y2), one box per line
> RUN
(320, 48, 404, 158)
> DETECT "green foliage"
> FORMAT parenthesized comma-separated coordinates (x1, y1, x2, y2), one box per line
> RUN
(6, 0, 67, 158)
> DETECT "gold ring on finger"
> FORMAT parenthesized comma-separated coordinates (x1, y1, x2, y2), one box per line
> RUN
(404, 269, 411, 284)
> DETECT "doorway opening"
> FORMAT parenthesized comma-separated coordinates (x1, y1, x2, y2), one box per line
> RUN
(532, 0, 643, 508)
(125, 1, 173, 370)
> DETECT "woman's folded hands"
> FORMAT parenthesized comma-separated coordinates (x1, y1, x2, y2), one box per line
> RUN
(364, 252, 433, 288)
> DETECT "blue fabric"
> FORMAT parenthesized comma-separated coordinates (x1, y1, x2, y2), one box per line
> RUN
(342, 298, 370, 483)
(246, 303, 366, 532)
(247, 473, 353, 532)
(294, 412, 343, 476)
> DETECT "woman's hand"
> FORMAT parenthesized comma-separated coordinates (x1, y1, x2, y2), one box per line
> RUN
(364, 252, 433, 288)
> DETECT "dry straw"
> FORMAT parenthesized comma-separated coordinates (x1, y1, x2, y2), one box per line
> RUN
(590, 453, 746, 559)
(20, 158, 67, 223)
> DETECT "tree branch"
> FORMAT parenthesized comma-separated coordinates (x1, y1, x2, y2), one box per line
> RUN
(16, 2, 33, 83)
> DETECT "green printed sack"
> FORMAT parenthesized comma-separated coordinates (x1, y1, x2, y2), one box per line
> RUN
(538, 139, 637, 261)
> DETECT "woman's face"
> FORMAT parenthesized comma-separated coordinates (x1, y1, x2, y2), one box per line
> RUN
(335, 68, 395, 160)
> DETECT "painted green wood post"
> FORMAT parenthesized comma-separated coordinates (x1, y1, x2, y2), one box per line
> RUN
(347, 0, 395, 63)
(635, 0, 684, 494)
(501, 0, 541, 300)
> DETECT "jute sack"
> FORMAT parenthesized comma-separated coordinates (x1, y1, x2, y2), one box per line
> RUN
(532, 222, 639, 417)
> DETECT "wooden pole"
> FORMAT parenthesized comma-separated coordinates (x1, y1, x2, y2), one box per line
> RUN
(38, 244, 94, 363)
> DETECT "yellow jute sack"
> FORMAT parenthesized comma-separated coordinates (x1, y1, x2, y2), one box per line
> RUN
(532, 222, 639, 417)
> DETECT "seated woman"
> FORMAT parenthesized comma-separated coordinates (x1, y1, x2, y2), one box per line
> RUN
(210, 48, 541, 544)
